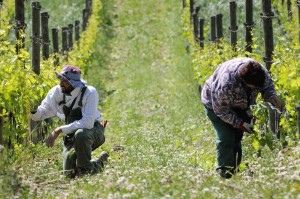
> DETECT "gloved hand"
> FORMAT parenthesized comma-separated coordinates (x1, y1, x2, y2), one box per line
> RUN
(239, 122, 255, 134)
(268, 95, 285, 112)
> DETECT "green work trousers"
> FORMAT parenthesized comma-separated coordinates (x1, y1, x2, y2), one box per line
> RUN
(204, 106, 243, 171)
(62, 122, 105, 176)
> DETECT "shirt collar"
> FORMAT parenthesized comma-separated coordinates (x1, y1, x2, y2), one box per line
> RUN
(69, 87, 81, 97)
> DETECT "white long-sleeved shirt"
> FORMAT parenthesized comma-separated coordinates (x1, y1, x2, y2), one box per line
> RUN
(30, 85, 101, 135)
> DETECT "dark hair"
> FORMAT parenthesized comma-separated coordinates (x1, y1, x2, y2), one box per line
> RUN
(239, 61, 266, 87)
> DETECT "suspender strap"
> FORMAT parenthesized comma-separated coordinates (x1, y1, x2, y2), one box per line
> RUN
(69, 97, 78, 110)
(78, 87, 87, 107)
(58, 94, 66, 106)
(58, 86, 87, 106)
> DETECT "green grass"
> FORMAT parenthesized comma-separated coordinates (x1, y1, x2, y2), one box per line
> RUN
(2, 0, 300, 198)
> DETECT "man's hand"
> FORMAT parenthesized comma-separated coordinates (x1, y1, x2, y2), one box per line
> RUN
(30, 104, 40, 114)
(239, 122, 255, 134)
(46, 127, 62, 148)
(268, 95, 285, 112)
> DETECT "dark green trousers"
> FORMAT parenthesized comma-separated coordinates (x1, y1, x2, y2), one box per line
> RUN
(204, 106, 243, 171)
(62, 122, 105, 176)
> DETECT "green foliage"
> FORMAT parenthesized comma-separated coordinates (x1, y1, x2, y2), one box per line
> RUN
(273, 0, 299, 44)
(0, 0, 14, 38)
(67, 0, 102, 75)
(270, 0, 300, 141)
(271, 47, 300, 141)
(0, 36, 53, 144)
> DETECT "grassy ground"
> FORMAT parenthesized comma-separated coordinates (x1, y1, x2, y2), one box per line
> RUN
(2, 0, 300, 198)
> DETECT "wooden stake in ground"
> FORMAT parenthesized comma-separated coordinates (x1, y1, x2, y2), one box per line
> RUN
(41, 11, 50, 60)
(15, 0, 25, 54)
(245, 0, 254, 53)
(32, 1, 41, 75)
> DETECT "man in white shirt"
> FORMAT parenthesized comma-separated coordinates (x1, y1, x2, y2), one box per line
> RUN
(30, 65, 108, 178)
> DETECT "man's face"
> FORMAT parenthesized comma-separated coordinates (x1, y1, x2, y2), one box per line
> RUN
(59, 77, 74, 94)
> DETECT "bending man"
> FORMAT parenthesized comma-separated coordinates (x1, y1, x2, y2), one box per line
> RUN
(201, 57, 284, 179)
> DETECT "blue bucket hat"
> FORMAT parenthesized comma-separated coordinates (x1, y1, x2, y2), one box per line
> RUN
(55, 65, 86, 88)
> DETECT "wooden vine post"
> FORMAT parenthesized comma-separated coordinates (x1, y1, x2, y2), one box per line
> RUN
(75, 20, 80, 41)
(193, 13, 199, 40)
(262, 0, 278, 137)
(287, 0, 292, 19)
(229, 1, 238, 51)
(261, 0, 274, 70)
(83, 0, 94, 31)
(82, 9, 88, 31)
(193, 12, 199, 40)
(189, 0, 194, 23)
(182, 0, 186, 8)
(68, 24, 74, 50)
(86, 0, 92, 16)
(210, 16, 216, 42)
(199, 19, 205, 48)
(62, 26, 68, 56)
(15, 0, 25, 54)
(195, 6, 200, 17)
(41, 11, 50, 60)
(52, 28, 59, 66)
(193, 6, 200, 41)
(245, 0, 254, 53)
(32, 1, 41, 75)
(31, 2, 43, 143)
(216, 14, 223, 43)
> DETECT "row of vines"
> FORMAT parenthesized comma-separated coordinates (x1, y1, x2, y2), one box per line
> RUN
(183, 0, 300, 151)
(0, 0, 102, 149)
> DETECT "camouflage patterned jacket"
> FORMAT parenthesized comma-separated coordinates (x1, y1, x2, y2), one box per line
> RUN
(201, 57, 277, 128)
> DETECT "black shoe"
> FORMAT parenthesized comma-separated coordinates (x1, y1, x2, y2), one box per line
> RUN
(92, 151, 109, 174)
(216, 167, 235, 179)
(65, 169, 77, 179)
(99, 151, 109, 163)
(219, 170, 233, 179)
(75, 167, 92, 178)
